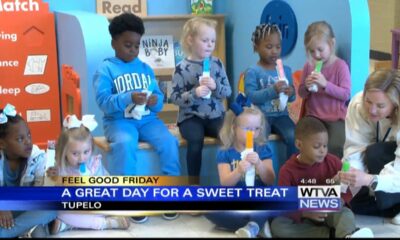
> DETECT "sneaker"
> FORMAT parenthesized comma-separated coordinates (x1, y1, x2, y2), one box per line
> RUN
(235, 221, 260, 238)
(391, 212, 400, 225)
(162, 212, 180, 221)
(260, 220, 272, 238)
(105, 216, 130, 229)
(348, 227, 374, 238)
(131, 216, 149, 224)
(50, 219, 72, 235)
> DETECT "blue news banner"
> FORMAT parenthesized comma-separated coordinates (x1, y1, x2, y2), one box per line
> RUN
(0, 186, 341, 211)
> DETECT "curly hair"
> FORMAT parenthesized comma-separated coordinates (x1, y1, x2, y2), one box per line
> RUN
(109, 12, 145, 39)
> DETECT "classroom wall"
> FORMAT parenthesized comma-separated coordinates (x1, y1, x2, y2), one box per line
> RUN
(214, 0, 370, 98)
(44, 0, 370, 136)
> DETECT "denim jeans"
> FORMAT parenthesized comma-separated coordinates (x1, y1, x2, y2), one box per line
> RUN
(0, 211, 56, 238)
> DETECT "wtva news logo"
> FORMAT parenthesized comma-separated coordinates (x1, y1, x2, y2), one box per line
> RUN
(298, 185, 341, 211)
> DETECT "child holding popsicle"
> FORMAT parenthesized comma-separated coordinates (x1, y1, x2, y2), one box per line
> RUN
(298, 21, 351, 158)
(270, 116, 372, 238)
(171, 17, 232, 183)
(204, 93, 275, 238)
(244, 23, 296, 168)
(46, 115, 130, 234)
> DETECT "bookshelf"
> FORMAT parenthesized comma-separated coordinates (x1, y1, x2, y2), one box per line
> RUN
(142, 14, 226, 124)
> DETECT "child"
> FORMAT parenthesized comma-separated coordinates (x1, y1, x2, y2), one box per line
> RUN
(298, 21, 351, 158)
(171, 17, 232, 184)
(205, 94, 274, 238)
(93, 12, 180, 223)
(47, 115, 130, 234)
(0, 104, 56, 238)
(244, 23, 296, 169)
(270, 116, 373, 238)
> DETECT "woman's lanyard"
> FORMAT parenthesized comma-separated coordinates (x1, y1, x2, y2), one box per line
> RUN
(376, 121, 392, 143)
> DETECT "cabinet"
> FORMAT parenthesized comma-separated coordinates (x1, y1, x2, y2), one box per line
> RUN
(142, 14, 226, 124)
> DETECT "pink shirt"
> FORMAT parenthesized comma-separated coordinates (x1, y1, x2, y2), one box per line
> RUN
(298, 58, 351, 121)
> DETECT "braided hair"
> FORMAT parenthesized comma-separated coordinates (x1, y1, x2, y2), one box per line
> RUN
(251, 23, 282, 47)
(0, 110, 24, 139)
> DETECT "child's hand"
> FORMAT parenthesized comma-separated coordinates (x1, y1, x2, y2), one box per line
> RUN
(237, 159, 252, 174)
(131, 92, 147, 105)
(339, 168, 373, 188)
(302, 211, 327, 222)
(305, 74, 318, 89)
(146, 95, 158, 107)
(274, 81, 288, 93)
(308, 72, 328, 89)
(0, 211, 14, 229)
(283, 85, 294, 96)
(245, 152, 261, 167)
(46, 166, 59, 177)
(199, 76, 216, 90)
(195, 85, 211, 98)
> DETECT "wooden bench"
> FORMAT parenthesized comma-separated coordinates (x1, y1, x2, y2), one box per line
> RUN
(93, 127, 221, 152)
(93, 131, 281, 152)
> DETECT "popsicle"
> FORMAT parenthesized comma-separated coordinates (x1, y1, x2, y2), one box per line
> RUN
(308, 60, 323, 92)
(340, 161, 350, 193)
(243, 131, 255, 187)
(200, 57, 211, 99)
(276, 59, 289, 111)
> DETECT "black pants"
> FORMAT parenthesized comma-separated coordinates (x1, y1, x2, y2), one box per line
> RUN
(179, 116, 223, 180)
(350, 141, 400, 217)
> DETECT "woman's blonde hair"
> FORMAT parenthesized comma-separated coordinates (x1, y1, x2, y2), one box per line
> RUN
(304, 21, 336, 59)
(180, 17, 217, 56)
(55, 125, 94, 173)
(219, 105, 267, 149)
(363, 69, 400, 124)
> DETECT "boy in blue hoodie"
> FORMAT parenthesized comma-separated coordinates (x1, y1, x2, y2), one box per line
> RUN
(93, 13, 181, 177)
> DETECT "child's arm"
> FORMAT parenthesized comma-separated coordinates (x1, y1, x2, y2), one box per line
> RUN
(284, 66, 296, 103)
(93, 68, 133, 114)
(244, 69, 279, 104)
(245, 152, 275, 185)
(211, 58, 232, 99)
(255, 158, 275, 185)
(320, 60, 351, 101)
(216, 149, 250, 186)
(170, 64, 198, 107)
(218, 163, 246, 186)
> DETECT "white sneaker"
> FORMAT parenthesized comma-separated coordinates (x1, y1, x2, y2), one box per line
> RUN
(391, 212, 400, 225)
(235, 221, 259, 238)
(349, 227, 374, 238)
(260, 221, 272, 238)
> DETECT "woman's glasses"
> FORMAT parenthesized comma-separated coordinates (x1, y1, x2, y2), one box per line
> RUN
(239, 126, 261, 132)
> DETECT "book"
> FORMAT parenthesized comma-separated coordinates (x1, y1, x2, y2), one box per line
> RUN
(158, 80, 173, 103)
(139, 35, 175, 69)
(173, 41, 185, 65)
(191, 0, 213, 14)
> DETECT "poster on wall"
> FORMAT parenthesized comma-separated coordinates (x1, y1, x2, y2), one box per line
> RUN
(96, 0, 147, 19)
(0, 0, 61, 149)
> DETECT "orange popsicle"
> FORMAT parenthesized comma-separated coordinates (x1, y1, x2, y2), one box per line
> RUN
(246, 131, 254, 149)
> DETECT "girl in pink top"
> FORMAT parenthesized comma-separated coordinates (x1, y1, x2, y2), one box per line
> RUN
(298, 21, 351, 158)
(47, 115, 130, 234)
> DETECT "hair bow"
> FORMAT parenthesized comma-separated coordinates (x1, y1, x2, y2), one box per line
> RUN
(0, 104, 17, 124)
(63, 114, 98, 132)
(230, 93, 252, 116)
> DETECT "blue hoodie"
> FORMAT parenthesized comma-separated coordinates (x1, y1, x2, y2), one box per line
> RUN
(93, 57, 163, 123)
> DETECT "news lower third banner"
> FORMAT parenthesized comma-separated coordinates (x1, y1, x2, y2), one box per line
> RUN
(0, 177, 341, 211)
